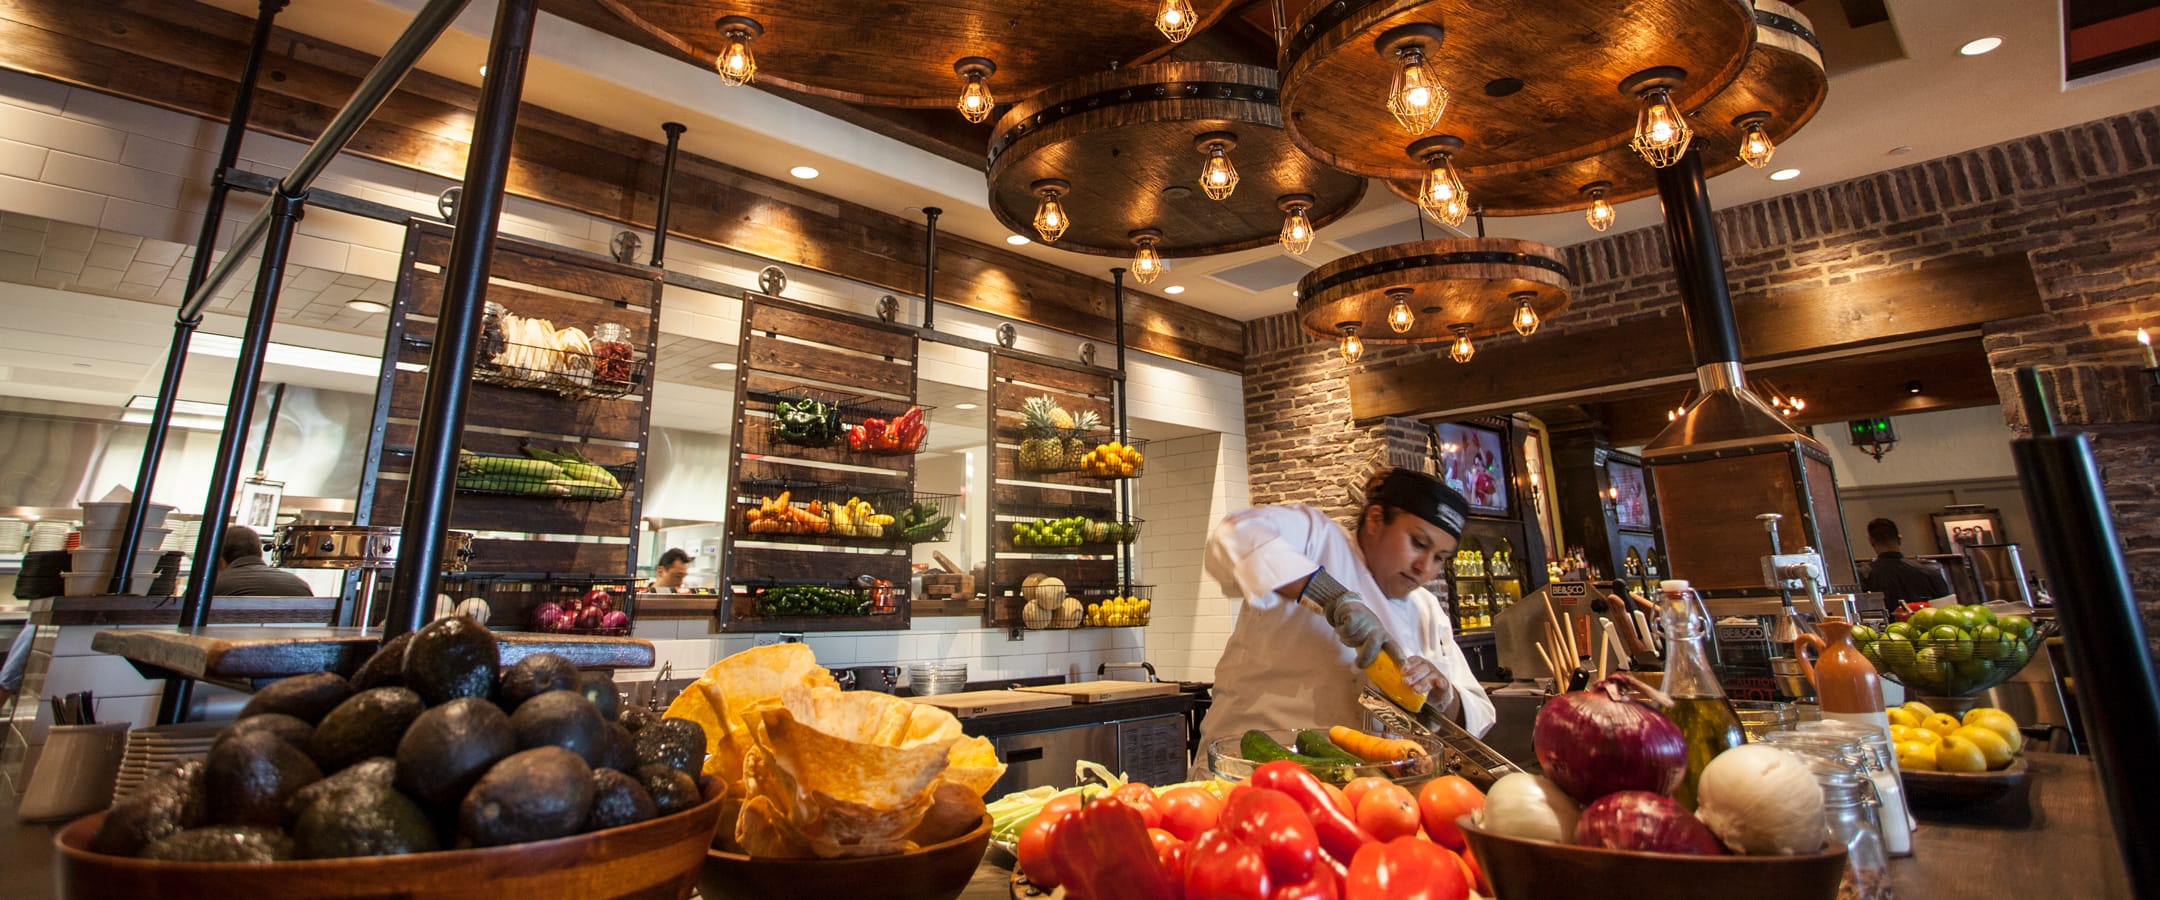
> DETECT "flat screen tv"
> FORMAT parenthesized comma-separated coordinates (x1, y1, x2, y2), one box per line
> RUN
(1433, 422, 1510, 516)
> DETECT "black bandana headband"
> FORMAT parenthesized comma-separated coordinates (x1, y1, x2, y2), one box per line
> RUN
(1371, 469, 1470, 539)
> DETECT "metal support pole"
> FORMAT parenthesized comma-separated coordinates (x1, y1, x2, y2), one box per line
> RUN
(111, 0, 288, 595)
(648, 122, 686, 267)
(383, 0, 540, 639)
(252, 382, 286, 477)
(2008, 368, 2160, 898)
(921, 207, 942, 331)
(158, 188, 308, 724)
(1111, 267, 1131, 594)
(1651, 146, 1743, 367)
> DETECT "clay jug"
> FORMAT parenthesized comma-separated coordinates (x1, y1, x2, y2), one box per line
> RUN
(1795, 617, 1885, 714)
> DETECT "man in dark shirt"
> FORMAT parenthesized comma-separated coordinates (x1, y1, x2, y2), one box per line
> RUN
(212, 526, 315, 596)
(1860, 518, 1952, 610)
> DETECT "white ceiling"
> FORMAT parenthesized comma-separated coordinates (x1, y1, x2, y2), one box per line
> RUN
(189, 0, 2160, 323)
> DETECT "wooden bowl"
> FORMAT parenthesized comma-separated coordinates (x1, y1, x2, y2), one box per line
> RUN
(1901, 756, 2030, 808)
(1459, 817, 1848, 900)
(700, 813, 992, 900)
(54, 788, 727, 900)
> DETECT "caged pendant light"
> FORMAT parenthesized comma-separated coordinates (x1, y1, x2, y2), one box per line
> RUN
(1581, 181, 1616, 232)
(1030, 179, 1071, 243)
(954, 57, 997, 124)
(1196, 132, 1241, 200)
(1156, 0, 1198, 42)
(1377, 24, 1449, 135)
(713, 16, 762, 86)
(1337, 323, 1365, 363)
(1622, 67, 1693, 168)
(1511, 292, 1541, 336)
(1733, 111, 1776, 168)
(1410, 135, 1470, 227)
(1385, 287, 1416, 334)
(1128, 229, 1168, 284)
(1447, 323, 1475, 363)
(1278, 194, 1316, 255)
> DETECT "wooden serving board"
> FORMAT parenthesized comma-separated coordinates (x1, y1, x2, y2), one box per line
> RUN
(909, 690, 1072, 717)
(1014, 681, 1182, 703)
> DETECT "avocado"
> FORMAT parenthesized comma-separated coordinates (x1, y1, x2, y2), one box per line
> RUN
(597, 723, 639, 772)
(220, 713, 314, 749)
(402, 615, 499, 706)
(585, 768, 656, 831)
(633, 718, 706, 776)
(350, 632, 415, 691)
(497, 653, 579, 712)
(293, 781, 440, 858)
(308, 687, 426, 773)
(634, 763, 699, 815)
(509, 690, 609, 766)
(617, 706, 659, 734)
(395, 697, 515, 810)
(89, 760, 207, 856)
(143, 825, 295, 862)
(286, 756, 398, 821)
(458, 747, 595, 847)
(577, 671, 621, 721)
(238, 672, 353, 725)
(205, 731, 323, 827)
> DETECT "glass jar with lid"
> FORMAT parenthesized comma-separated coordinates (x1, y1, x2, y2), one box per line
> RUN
(1800, 720, 1915, 855)
(478, 301, 507, 369)
(590, 322, 636, 386)
(1803, 756, 1894, 900)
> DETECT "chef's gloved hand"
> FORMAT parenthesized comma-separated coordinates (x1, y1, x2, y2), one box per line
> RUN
(1328, 597, 1387, 668)
(1402, 654, 1462, 715)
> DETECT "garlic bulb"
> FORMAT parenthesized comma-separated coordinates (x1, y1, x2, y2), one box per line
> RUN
(1475, 773, 1580, 844)
(1695, 744, 1828, 855)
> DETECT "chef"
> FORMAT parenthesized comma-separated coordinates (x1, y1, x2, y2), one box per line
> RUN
(1201, 468, 1495, 756)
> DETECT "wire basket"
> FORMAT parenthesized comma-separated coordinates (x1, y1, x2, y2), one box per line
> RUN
(1859, 616, 2054, 698)
(737, 577, 902, 618)
(463, 576, 636, 635)
(737, 480, 915, 541)
(892, 492, 959, 544)
(1070, 583, 1153, 628)
(472, 338, 650, 400)
(763, 392, 849, 449)
(454, 450, 631, 501)
(1004, 516, 1140, 549)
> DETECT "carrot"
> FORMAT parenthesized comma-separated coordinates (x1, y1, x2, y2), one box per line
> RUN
(1328, 726, 1430, 764)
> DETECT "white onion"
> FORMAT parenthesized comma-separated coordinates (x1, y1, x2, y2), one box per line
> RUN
(1476, 773, 1581, 844)
(1694, 745, 1827, 855)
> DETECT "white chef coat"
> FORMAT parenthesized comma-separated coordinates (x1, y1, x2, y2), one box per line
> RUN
(1200, 504, 1496, 757)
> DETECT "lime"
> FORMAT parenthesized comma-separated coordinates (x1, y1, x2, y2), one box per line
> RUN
(1909, 608, 1940, 632)
(1999, 615, 2034, 639)
(1972, 625, 2007, 660)
(1929, 625, 1975, 661)
(1885, 622, 1916, 640)
(1852, 624, 1878, 644)
(1878, 638, 1917, 668)
(1968, 605, 1998, 627)
(1954, 657, 1995, 681)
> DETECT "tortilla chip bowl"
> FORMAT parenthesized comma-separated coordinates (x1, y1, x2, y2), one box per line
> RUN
(53, 787, 728, 900)
(1459, 817, 1849, 900)
(700, 812, 992, 900)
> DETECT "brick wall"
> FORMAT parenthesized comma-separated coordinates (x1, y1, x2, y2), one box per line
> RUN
(1245, 105, 2160, 656)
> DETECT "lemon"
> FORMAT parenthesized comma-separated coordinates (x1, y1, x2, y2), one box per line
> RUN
(1935, 735, 1989, 773)
(1902, 700, 1938, 719)
(1905, 726, 1942, 747)
(1954, 725, 2017, 770)
(1921, 712, 1964, 739)
(1887, 707, 1921, 728)
(1963, 708, 2021, 749)
(1895, 739, 1939, 771)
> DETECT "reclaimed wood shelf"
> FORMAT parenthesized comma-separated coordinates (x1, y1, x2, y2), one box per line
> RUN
(984, 351, 1132, 630)
(32, 595, 340, 628)
(717, 295, 918, 633)
(92, 627, 656, 687)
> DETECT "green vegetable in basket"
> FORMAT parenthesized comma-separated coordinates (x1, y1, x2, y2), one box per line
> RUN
(773, 397, 839, 445)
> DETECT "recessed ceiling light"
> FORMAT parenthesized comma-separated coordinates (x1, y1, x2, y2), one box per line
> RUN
(954, 402, 980, 410)
(1769, 168, 1801, 181)
(1164, 285, 1186, 294)
(478, 65, 487, 77)
(789, 166, 820, 179)
(709, 362, 738, 371)
(1005, 235, 1030, 246)
(73, 362, 93, 368)
(346, 299, 390, 314)
(1959, 36, 2003, 56)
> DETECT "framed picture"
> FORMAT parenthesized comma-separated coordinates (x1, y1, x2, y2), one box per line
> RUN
(1432, 422, 1510, 516)
(1608, 460, 1651, 529)
(235, 478, 284, 532)
(1931, 507, 2004, 553)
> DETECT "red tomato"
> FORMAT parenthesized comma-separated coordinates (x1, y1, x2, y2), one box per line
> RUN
(1415, 776, 1486, 851)
(1354, 783, 1420, 843)
(1320, 780, 1353, 818)
(1158, 786, 1226, 842)
(1150, 828, 1191, 881)
(1115, 783, 1165, 830)
(1016, 810, 1066, 889)
(1344, 837, 1468, 900)
(1342, 776, 1393, 813)
(1040, 790, 1088, 826)
(1186, 828, 1272, 900)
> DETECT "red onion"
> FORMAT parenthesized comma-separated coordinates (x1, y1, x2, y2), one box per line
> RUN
(1574, 791, 1725, 855)
(600, 609, 629, 630)
(1532, 674, 1688, 804)
(533, 602, 564, 632)
(582, 588, 614, 612)
(578, 606, 604, 629)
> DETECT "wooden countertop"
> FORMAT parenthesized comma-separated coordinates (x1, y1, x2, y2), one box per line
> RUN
(90, 626, 656, 683)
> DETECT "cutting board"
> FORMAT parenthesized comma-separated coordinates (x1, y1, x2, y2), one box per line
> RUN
(1014, 681, 1183, 703)
(908, 689, 1072, 717)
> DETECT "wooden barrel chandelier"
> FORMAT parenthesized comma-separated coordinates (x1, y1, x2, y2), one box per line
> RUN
(1295, 239, 1571, 363)
(986, 61, 1367, 258)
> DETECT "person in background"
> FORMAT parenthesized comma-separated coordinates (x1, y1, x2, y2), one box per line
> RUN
(1861, 518, 1954, 612)
(212, 525, 315, 597)
(649, 547, 691, 594)
(1201, 468, 1496, 757)
(0, 623, 34, 711)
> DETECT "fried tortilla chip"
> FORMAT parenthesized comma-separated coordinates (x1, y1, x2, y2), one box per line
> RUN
(941, 734, 1006, 797)
(761, 686, 959, 810)
(696, 644, 838, 785)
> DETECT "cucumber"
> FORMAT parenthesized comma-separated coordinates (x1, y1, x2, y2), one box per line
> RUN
(1241, 729, 1298, 764)
(1295, 730, 1366, 766)
(1240, 730, 1358, 783)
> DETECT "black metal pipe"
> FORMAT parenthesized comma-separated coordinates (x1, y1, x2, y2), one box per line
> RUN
(2008, 372, 2160, 898)
(383, 0, 540, 639)
(110, 0, 287, 595)
(252, 382, 286, 477)
(922, 207, 942, 331)
(1111, 267, 1131, 594)
(158, 188, 307, 724)
(648, 122, 686, 267)
(1652, 146, 1743, 366)
(181, 0, 474, 322)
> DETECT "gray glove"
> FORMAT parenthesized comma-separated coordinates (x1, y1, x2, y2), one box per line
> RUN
(1328, 597, 1389, 669)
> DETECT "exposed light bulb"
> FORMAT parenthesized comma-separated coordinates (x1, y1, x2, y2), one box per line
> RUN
(1338, 324, 1364, 364)
(1735, 113, 1775, 168)
(1196, 133, 1240, 201)
(1385, 289, 1415, 334)
(1511, 293, 1541, 336)
(1419, 156, 1468, 227)
(1278, 195, 1315, 255)
(1388, 52, 1447, 134)
(1627, 80, 1692, 168)
(1582, 181, 1616, 232)
(1129, 230, 1167, 285)
(713, 16, 762, 87)
(954, 58, 997, 124)
(1448, 325, 1475, 364)
(1155, 0, 1197, 42)
(1031, 179, 1071, 243)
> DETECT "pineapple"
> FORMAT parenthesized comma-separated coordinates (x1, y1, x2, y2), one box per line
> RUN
(1066, 409, 1101, 468)
(1019, 395, 1066, 472)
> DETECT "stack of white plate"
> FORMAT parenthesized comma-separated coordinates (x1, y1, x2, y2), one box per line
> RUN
(111, 723, 223, 801)
(163, 518, 202, 553)
(67, 502, 174, 595)
(0, 517, 26, 555)
(907, 663, 968, 695)
(26, 521, 71, 553)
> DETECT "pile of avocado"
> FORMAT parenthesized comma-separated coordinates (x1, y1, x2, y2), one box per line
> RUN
(90, 615, 709, 862)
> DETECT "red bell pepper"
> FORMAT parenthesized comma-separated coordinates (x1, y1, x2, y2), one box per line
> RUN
(1221, 788, 1320, 886)
(1250, 760, 1375, 867)
(845, 425, 868, 452)
(1047, 796, 1179, 900)
(861, 417, 885, 446)
(1343, 837, 1468, 900)
(1185, 828, 1272, 900)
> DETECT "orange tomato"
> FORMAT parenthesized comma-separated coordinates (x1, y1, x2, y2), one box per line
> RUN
(1321, 780, 1354, 817)
(1016, 810, 1066, 888)
(1355, 782, 1421, 843)
(1416, 775, 1486, 850)
(1343, 776, 1394, 812)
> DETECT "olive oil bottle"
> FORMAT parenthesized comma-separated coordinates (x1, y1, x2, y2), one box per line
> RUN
(1655, 580, 1745, 809)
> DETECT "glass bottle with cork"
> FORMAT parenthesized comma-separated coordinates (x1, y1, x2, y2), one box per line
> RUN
(1655, 579, 1747, 808)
